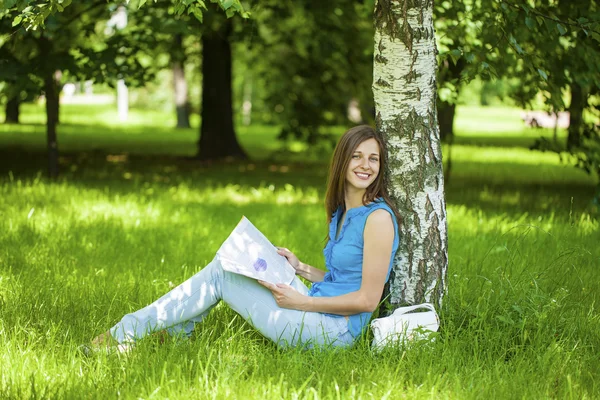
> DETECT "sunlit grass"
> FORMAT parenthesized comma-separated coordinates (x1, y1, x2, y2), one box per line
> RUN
(0, 103, 599, 398)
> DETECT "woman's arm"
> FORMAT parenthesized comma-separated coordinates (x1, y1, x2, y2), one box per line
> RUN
(295, 261, 326, 283)
(276, 248, 326, 283)
(263, 210, 395, 314)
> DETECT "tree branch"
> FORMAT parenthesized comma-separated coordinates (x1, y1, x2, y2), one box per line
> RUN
(499, 0, 600, 36)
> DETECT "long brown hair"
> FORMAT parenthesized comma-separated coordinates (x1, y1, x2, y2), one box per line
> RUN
(324, 125, 400, 226)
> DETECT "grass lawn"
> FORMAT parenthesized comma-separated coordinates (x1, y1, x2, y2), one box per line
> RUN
(0, 103, 599, 399)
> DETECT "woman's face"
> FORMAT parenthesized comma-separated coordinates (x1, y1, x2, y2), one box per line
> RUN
(345, 138, 380, 192)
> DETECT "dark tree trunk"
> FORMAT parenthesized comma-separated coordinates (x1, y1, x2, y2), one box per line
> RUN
(44, 74, 60, 179)
(54, 82, 60, 125)
(197, 18, 247, 161)
(436, 57, 464, 143)
(5, 96, 19, 124)
(437, 99, 456, 142)
(40, 36, 60, 179)
(173, 34, 191, 129)
(567, 82, 586, 151)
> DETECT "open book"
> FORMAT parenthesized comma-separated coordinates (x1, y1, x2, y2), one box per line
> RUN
(216, 217, 296, 285)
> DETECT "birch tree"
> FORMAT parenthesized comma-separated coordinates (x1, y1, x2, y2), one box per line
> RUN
(373, 0, 448, 307)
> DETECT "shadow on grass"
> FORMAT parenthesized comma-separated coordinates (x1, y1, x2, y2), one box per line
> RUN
(453, 134, 566, 150)
(0, 147, 596, 219)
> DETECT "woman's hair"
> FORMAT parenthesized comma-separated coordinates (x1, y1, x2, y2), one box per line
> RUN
(324, 125, 401, 225)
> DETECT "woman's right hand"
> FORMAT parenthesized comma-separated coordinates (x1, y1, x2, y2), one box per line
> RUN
(276, 247, 301, 273)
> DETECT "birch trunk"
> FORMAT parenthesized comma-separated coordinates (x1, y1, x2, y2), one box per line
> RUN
(373, 0, 448, 307)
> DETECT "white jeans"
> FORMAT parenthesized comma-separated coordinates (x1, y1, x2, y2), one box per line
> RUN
(110, 257, 353, 349)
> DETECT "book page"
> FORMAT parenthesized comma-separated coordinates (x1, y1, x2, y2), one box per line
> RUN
(216, 217, 296, 285)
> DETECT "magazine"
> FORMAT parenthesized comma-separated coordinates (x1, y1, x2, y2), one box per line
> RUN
(216, 216, 296, 285)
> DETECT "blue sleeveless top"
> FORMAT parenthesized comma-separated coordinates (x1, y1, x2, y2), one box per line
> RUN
(308, 198, 400, 338)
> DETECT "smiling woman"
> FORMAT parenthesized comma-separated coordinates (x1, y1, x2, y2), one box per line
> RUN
(90, 125, 402, 351)
(346, 140, 381, 191)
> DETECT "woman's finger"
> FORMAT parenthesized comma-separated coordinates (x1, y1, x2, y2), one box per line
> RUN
(258, 280, 274, 290)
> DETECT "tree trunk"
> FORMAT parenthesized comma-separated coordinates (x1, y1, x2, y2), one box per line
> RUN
(197, 18, 247, 161)
(437, 99, 456, 142)
(40, 36, 60, 179)
(373, 0, 448, 308)
(44, 75, 59, 179)
(567, 82, 586, 151)
(5, 96, 19, 124)
(436, 57, 464, 143)
(173, 33, 191, 129)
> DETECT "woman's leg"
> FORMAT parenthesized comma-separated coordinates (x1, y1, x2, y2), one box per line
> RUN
(219, 270, 353, 349)
(110, 256, 353, 348)
(110, 256, 224, 343)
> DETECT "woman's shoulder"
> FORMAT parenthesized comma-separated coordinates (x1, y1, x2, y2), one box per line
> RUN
(365, 200, 399, 232)
(364, 204, 399, 249)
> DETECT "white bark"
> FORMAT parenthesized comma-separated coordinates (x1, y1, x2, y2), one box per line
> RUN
(373, 0, 448, 306)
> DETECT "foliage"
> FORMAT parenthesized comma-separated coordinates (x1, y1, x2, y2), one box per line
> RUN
(0, 1, 161, 100)
(240, 1, 374, 145)
(1, 0, 248, 30)
(435, 0, 600, 190)
(437, 0, 600, 97)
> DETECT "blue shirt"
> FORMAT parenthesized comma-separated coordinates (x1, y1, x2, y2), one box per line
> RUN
(308, 198, 400, 337)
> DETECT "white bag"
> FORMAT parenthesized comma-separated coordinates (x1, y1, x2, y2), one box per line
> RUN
(371, 303, 440, 349)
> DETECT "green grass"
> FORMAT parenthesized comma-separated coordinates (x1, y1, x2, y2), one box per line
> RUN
(0, 103, 599, 399)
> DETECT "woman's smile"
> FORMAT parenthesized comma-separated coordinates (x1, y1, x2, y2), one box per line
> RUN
(354, 171, 372, 180)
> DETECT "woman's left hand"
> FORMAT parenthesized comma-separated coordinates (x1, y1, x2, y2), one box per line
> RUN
(258, 281, 310, 310)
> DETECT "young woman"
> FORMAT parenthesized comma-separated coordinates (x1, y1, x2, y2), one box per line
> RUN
(92, 125, 400, 350)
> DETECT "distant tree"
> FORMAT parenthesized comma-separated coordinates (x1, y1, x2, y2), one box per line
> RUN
(0, 17, 42, 124)
(4, 96, 19, 123)
(5, 0, 249, 163)
(115, 2, 194, 129)
(172, 32, 191, 129)
(1, 1, 156, 178)
(197, 10, 247, 160)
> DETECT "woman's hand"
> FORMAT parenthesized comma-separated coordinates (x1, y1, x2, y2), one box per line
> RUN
(276, 247, 301, 272)
(258, 280, 311, 311)
(276, 246, 326, 283)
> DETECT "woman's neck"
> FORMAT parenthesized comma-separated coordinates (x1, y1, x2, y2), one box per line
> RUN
(344, 189, 366, 210)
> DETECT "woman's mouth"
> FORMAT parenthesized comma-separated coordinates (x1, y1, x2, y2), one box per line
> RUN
(354, 172, 371, 180)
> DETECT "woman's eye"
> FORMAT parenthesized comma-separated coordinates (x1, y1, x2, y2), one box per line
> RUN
(370, 158, 379, 162)
(352, 155, 361, 159)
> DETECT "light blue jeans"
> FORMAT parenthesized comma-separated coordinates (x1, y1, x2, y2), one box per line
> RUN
(110, 256, 354, 349)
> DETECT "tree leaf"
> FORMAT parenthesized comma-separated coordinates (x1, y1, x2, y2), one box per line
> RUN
(525, 16, 534, 30)
(448, 48, 461, 65)
(544, 18, 555, 33)
(508, 34, 524, 55)
(537, 68, 548, 81)
(12, 15, 22, 27)
(556, 23, 567, 36)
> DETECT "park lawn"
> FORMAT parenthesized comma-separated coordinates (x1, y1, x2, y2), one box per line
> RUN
(0, 103, 599, 399)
